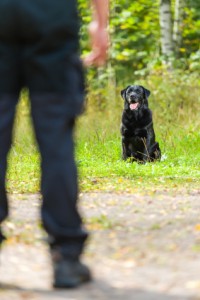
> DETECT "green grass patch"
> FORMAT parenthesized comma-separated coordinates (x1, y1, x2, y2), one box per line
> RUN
(7, 73, 200, 194)
(7, 91, 41, 193)
(76, 123, 200, 193)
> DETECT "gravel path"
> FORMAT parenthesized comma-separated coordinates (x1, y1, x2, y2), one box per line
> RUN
(0, 191, 200, 299)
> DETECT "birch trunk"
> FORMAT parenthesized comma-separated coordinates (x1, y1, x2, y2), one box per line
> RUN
(173, 0, 185, 52)
(159, 0, 174, 59)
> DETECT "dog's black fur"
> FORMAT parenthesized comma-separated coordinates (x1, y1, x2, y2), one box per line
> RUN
(120, 85, 161, 163)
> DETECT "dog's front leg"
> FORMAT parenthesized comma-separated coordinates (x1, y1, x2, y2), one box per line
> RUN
(121, 138, 130, 160)
(140, 137, 151, 163)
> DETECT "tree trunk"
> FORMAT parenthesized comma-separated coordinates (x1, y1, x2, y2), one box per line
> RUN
(159, 0, 174, 60)
(173, 0, 185, 53)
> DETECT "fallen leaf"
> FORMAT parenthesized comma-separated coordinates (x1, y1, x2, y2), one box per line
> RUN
(194, 224, 200, 231)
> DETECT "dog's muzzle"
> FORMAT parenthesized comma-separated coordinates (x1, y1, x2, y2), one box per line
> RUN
(128, 94, 141, 110)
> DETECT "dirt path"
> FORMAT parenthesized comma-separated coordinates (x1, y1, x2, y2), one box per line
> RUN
(0, 191, 200, 300)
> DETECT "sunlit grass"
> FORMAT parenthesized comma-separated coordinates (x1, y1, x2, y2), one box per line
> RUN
(76, 116, 200, 193)
(7, 73, 200, 194)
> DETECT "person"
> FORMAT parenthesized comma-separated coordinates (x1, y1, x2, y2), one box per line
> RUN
(0, 0, 109, 288)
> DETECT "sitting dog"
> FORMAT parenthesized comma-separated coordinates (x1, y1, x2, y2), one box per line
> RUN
(120, 85, 161, 163)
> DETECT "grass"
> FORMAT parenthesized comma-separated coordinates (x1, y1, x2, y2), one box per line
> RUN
(7, 91, 40, 193)
(6, 73, 200, 194)
(76, 116, 200, 193)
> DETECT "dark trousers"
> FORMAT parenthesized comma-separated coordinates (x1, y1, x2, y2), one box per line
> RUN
(0, 0, 88, 258)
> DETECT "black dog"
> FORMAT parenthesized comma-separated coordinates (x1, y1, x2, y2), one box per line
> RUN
(120, 85, 161, 163)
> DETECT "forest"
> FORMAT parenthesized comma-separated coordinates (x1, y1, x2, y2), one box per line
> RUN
(8, 0, 200, 193)
(79, 0, 200, 80)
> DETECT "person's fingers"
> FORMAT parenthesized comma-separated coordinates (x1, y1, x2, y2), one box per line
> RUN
(82, 53, 97, 67)
(83, 51, 107, 67)
(83, 40, 108, 66)
(83, 21, 109, 67)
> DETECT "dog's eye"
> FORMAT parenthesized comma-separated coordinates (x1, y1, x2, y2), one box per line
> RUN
(135, 88, 142, 94)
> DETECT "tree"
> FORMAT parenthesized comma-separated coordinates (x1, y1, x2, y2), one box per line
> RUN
(159, 0, 174, 60)
(173, 0, 185, 53)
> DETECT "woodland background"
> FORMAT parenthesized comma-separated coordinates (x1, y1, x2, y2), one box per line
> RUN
(8, 0, 200, 193)
(80, 0, 200, 79)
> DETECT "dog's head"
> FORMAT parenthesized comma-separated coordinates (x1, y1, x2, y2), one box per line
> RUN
(121, 85, 150, 111)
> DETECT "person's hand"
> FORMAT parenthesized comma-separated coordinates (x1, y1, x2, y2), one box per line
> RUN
(83, 21, 109, 67)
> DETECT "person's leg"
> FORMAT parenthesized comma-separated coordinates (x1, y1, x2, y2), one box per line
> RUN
(30, 93, 88, 253)
(0, 94, 19, 243)
(30, 93, 90, 287)
(18, 0, 89, 285)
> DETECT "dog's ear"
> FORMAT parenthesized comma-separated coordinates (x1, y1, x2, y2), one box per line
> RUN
(121, 86, 130, 100)
(140, 86, 151, 98)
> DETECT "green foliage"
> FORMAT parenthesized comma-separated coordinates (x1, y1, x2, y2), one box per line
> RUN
(79, 0, 200, 79)
(109, 0, 160, 77)
(181, 5, 200, 56)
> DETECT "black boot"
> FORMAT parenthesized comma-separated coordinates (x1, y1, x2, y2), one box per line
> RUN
(51, 251, 92, 288)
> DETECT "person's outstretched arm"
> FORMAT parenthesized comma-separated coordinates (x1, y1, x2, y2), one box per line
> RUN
(83, 0, 109, 67)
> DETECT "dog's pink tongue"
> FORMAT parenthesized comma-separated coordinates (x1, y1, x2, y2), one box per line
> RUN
(130, 103, 138, 110)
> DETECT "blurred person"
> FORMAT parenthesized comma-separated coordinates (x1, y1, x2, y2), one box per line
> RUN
(0, 0, 109, 288)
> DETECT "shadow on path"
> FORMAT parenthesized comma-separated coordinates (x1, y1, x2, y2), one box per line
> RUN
(0, 280, 195, 300)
